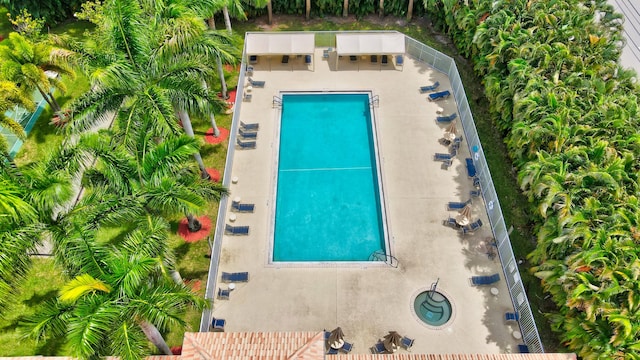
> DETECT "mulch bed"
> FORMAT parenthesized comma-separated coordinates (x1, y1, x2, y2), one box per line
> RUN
(204, 127, 229, 144)
(177, 215, 212, 242)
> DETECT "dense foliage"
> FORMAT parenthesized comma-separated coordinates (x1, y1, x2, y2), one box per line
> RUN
(267, 0, 425, 18)
(423, 0, 640, 358)
(1, 0, 85, 26)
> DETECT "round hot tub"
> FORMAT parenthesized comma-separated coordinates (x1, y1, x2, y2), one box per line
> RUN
(413, 290, 452, 327)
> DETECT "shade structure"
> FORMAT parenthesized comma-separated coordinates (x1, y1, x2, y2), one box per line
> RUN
(245, 33, 315, 56)
(383, 331, 402, 352)
(328, 327, 344, 345)
(335, 33, 406, 70)
(335, 33, 405, 56)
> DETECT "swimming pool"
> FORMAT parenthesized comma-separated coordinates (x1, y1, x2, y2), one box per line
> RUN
(272, 92, 387, 262)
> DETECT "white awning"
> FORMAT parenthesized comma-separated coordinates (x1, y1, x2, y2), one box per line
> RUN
(335, 33, 405, 55)
(245, 33, 315, 55)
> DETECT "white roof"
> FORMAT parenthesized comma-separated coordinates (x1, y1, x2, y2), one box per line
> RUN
(245, 33, 315, 55)
(335, 33, 405, 55)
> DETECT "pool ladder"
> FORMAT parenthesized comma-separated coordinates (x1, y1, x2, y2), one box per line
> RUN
(369, 249, 399, 268)
(273, 96, 282, 108)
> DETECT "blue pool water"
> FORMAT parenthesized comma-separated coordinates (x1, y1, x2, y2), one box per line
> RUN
(273, 93, 386, 262)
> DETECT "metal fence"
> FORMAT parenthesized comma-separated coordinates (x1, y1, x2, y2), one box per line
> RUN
(199, 31, 544, 353)
(199, 66, 247, 332)
(405, 36, 543, 353)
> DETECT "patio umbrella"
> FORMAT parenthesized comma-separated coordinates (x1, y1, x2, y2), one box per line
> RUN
(383, 331, 402, 352)
(328, 327, 344, 346)
(444, 120, 457, 140)
(445, 120, 457, 135)
(456, 203, 473, 226)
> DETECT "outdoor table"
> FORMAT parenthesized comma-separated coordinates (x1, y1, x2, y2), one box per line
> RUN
(512, 330, 522, 340)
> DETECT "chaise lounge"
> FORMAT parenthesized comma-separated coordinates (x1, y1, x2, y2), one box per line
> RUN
(436, 113, 458, 123)
(447, 199, 472, 210)
(225, 224, 249, 235)
(419, 81, 440, 93)
(434, 152, 455, 161)
(221, 272, 249, 283)
(232, 201, 255, 212)
(248, 78, 265, 87)
(465, 158, 477, 177)
(428, 90, 451, 101)
(240, 121, 259, 130)
(237, 139, 256, 149)
(470, 273, 500, 286)
(238, 128, 257, 139)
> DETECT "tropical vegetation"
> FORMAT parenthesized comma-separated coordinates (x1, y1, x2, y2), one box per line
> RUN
(422, 0, 640, 358)
(3, 0, 639, 357)
(0, 0, 235, 357)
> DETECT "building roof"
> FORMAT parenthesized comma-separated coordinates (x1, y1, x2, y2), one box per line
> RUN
(177, 331, 576, 360)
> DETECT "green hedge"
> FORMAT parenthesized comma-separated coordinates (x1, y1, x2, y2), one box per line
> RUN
(424, 0, 640, 357)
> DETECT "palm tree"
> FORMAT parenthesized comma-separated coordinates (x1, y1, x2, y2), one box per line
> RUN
(0, 32, 74, 115)
(343, 0, 348, 17)
(0, 80, 35, 155)
(0, 149, 75, 313)
(78, 133, 227, 232)
(306, 0, 311, 20)
(26, 249, 206, 359)
(66, 0, 230, 178)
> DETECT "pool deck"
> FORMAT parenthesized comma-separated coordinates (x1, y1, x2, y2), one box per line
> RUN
(212, 50, 522, 354)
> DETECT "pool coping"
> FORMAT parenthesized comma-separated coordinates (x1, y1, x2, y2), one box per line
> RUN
(266, 90, 393, 268)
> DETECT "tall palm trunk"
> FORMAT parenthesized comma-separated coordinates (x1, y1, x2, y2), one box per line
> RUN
(202, 80, 221, 136)
(139, 320, 172, 355)
(379, 0, 384, 17)
(216, 56, 228, 100)
(207, 17, 215, 29)
(407, 0, 413, 21)
(35, 84, 60, 113)
(207, 20, 229, 105)
(223, 6, 232, 32)
(306, 0, 310, 20)
(343, 0, 348, 17)
(177, 110, 211, 180)
(186, 213, 202, 232)
(170, 270, 184, 284)
(267, 1, 273, 24)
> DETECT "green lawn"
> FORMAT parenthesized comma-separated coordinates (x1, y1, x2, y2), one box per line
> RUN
(0, 258, 69, 356)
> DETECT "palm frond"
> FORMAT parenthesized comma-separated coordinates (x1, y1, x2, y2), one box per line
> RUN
(60, 274, 112, 303)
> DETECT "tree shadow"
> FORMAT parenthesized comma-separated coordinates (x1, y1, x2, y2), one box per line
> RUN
(173, 241, 190, 261)
(200, 145, 225, 157)
(35, 336, 66, 355)
(22, 290, 59, 307)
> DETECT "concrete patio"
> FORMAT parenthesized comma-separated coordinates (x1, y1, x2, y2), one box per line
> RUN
(211, 48, 523, 355)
